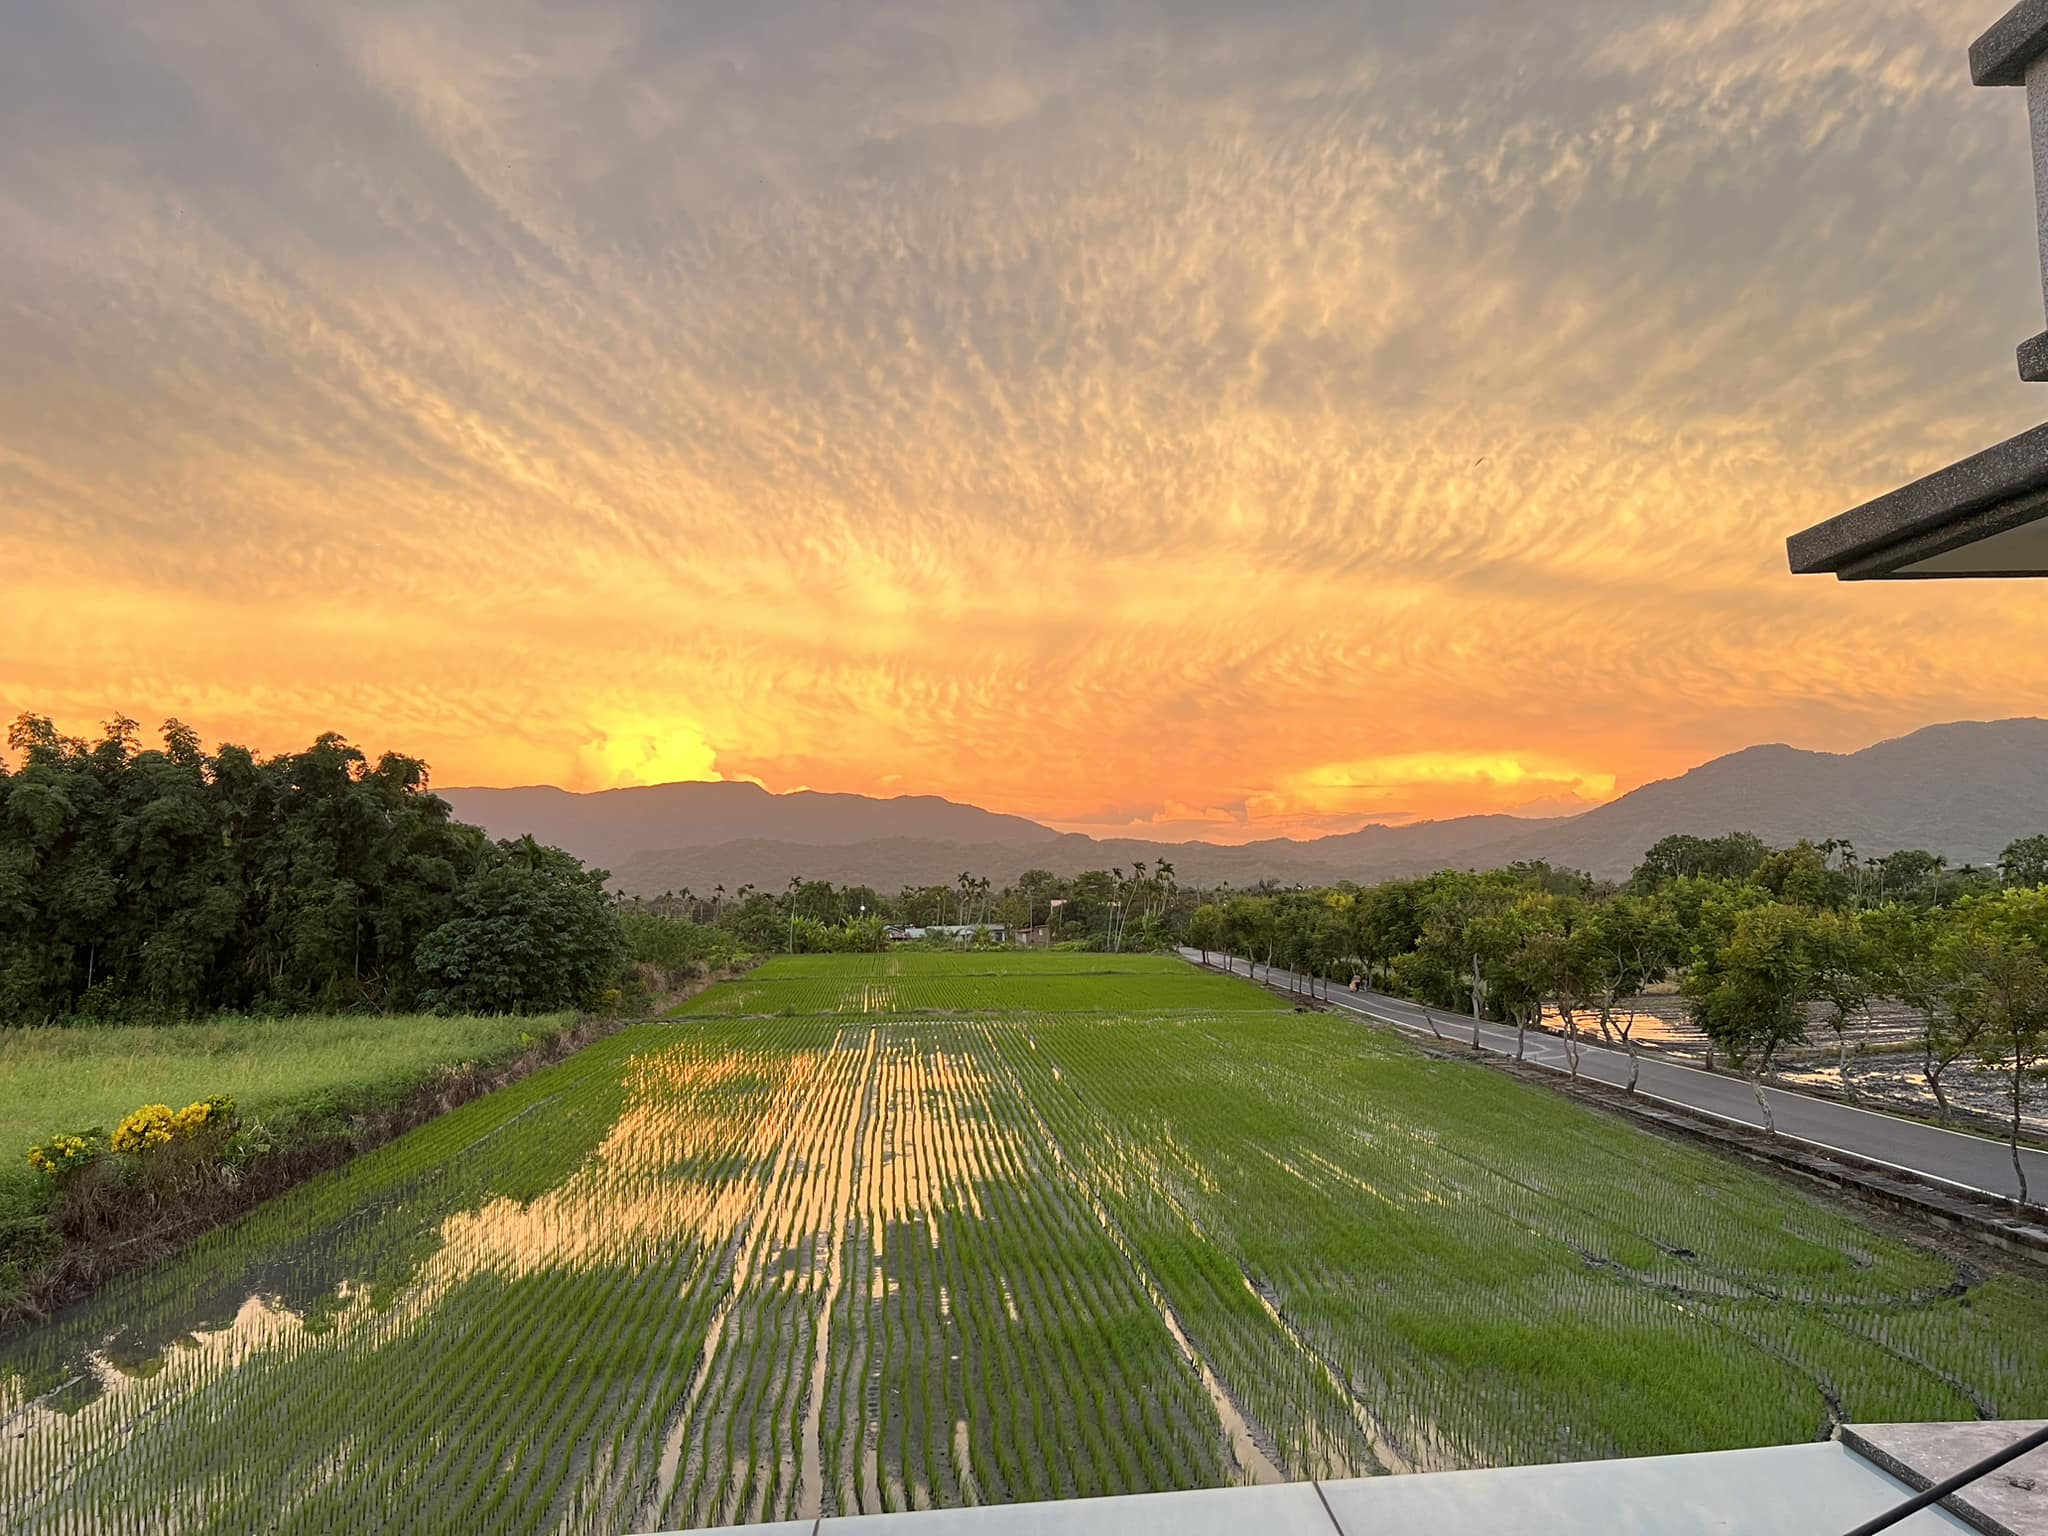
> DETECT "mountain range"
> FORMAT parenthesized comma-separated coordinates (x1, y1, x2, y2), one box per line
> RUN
(438, 781, 1058, 874)
(440, 718, 2048, 896)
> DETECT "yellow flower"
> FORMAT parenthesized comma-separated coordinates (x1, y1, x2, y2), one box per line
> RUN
(112, 1104, 177, 1155)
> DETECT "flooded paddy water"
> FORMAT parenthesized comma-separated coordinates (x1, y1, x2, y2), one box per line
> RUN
(5, 952, 2046, 1534)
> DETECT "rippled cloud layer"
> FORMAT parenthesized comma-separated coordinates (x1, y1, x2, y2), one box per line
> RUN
(4, 0, 2043, 838)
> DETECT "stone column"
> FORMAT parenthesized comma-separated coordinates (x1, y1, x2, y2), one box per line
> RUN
(1974, 4, 2048, 377)
(1973, 2, 2048, 375)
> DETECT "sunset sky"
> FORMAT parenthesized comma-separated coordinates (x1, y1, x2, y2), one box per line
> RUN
(5, 0, 2047, 842)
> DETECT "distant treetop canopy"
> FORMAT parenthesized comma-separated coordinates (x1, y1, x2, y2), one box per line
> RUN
(0, 715, 618, 1022)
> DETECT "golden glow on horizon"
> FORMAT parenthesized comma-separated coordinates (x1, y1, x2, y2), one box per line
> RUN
(590, 720, 723, 792)
(4, 0, 2046, 843)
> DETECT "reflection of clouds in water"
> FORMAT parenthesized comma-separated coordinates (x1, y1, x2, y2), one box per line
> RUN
(1543, 1004, 1692, 1045)
(861, 1041, 1000, 1246)
(421, 1044, 820, 1287)
(0, 1292, 331, 1485)
(414, 1031, 1005, 1290)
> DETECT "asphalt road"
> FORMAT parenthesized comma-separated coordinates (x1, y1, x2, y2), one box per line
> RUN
(1181, 948, 2048, 1210)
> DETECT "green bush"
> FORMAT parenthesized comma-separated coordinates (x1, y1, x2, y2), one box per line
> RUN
(618, 910, 743, 982)
(414, 843, 624, 1014)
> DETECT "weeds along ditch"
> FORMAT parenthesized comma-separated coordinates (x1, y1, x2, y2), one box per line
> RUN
(3, 953, 2045, 1534)
(0, 1012, 589, 1321)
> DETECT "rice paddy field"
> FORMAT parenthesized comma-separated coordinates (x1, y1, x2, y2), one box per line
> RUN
(672, 951, 1290, 1018)
(4, 951, 2046, 1534)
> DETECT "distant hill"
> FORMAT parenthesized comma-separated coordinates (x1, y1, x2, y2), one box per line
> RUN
(602, 816, 1589, 897)
(439, 780, 1057, 874)
(1464, 719, 2048, 879)
(450, 719, 2048, 893)
(1266, 813, 1561, 870)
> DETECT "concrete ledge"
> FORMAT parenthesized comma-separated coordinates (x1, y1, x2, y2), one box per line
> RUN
(2018, 331, 2048, 383)
(1973, 0, 2048, 87)
(700, 1441, 1985, 1534)
(1838, 1422, 2048, 1536)
(1786, 422, 2048, 578)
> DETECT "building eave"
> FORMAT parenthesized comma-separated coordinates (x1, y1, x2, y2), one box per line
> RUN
(1972, 0, 2048, 87)
(1786, 421, 2048, 579)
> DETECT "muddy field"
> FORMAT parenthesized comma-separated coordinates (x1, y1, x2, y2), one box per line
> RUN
(4, 954, 2046, 1534)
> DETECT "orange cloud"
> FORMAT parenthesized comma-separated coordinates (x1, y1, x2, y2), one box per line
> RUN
(4, 0, 2045, 836)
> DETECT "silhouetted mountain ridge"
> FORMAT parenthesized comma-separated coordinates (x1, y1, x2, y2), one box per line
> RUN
(444, 719, 2048, 892)
(439, 780, 1057, 873)
(1464, 718, 2048, 879)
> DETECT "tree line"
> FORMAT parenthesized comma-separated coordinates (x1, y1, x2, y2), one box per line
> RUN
(0, 716, 621, 1020)
(622, 860, 1186, 955)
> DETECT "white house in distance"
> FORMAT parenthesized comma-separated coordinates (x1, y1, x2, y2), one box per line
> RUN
(884, 924, 1010, 945)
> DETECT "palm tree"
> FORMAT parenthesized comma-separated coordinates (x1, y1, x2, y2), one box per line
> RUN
(450, 822, 494, 878)
(1109, 867, 1129, 952)
(1154, 860, 1177, 925)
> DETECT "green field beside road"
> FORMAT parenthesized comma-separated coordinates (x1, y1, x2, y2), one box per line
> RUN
(0, 1013, 576, 1314)
(5, 953, 2044, 1535)
(0, 1013, 573, 1161)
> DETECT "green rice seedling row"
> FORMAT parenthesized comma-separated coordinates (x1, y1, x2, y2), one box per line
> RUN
(3, 953, 2044, 1534)
(674, 955, 1284, 1018)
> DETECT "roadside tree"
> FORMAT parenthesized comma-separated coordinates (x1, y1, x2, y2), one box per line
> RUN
(1577, 892, 1679, 1093)
(1946, 891, 2048, 1209)
(1187, 903, 1225, 966)
(1221, 895, 1276, 981)
(1352, 881, 1422, 993)
(1868, 902, 1992, 1128)
(2000, 835, 2048, 889)
(1684, 900, 1814, 1134)
(1806, 907, 1875, 1102)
